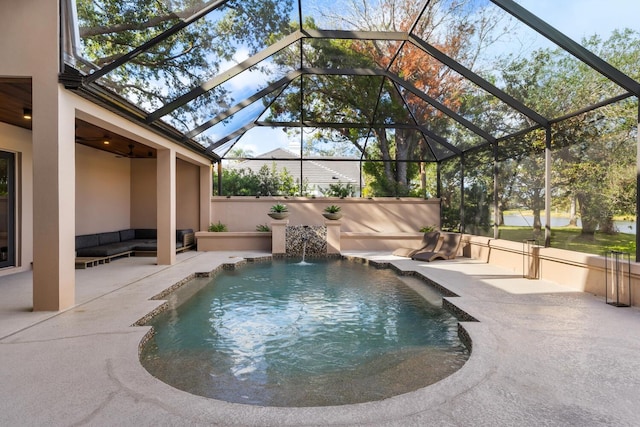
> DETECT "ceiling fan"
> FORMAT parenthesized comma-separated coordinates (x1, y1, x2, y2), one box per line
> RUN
(115, 143, 136, 158)
(76, 131, 155, 158)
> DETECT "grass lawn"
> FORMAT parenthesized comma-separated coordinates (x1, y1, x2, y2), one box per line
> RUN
(493, 226, 636, 256)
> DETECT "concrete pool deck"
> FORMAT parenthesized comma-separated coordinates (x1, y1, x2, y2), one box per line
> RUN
(1, 251, 640, 426)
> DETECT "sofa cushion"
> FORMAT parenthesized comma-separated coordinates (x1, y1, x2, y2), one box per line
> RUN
(176, 228, 193, 241)
(135, 229, 157, 239)
(76, 234, 99, 250)
(76, 242, 135, 257)
(119, 229, 135, 242)
(98, 231, 121, 245)
(131, 241, 158, 252)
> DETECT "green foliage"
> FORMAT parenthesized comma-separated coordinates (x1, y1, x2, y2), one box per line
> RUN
(492, 30, 640, 236)
(76, 0, 293, 127)
(320, 182, 356, 198)
(215, 163, 309, 196)
(208, 221, 227, 232)
(498, 226, 636, 256)
(324, 205, 341, 213)
(419, 225, 437, 233)
(217, 168, 259, 196)
(270, 203, 288, 213)
(256, 224, 271, 232)
(77, 2, 639, 247)
(362, 159, 420, 197)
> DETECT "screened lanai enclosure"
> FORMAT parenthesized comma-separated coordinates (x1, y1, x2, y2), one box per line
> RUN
(60, 0, 640, 257)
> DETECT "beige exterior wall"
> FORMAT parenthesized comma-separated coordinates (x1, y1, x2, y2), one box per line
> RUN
(0, 0, 214, 309)
(176, 159, 200, 231)
(76, 150, 202, 234)
(465, 235, 640, 307)
(0, 1, 44, 76)
(0, 123, 33, 275)
(210, 197, 440, 232)
(130, 159, 157, 229)
(76, 145, 131, 234)
(201, 197, 440, 252)
(129, 158, 202, 231)
(340, 232, 426, 251)
(196, 231, 272, 251)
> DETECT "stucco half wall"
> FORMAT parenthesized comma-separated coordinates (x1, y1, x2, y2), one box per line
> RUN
(209, 196, 441, 232)
(463, 234, 640, 307)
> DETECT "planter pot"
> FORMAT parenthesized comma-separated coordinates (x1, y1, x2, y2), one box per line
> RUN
(323, 212, 342, 220)
(268, 212, 289, 220)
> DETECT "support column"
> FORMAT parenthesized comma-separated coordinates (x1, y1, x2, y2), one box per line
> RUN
(271, 219, 288, 255)
(325, 221, 341, 255)
(157, 149, 176, 265)
(200, 164, 212, 232)
(33, 85, 76, 310)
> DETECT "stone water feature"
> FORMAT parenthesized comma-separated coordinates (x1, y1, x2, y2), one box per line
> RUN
(285, 225, 327, 257)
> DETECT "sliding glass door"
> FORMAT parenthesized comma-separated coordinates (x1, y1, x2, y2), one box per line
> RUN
(0, 152, 15, 268)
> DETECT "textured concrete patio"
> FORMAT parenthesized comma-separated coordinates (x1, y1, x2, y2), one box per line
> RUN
(1, 250, 640, 426)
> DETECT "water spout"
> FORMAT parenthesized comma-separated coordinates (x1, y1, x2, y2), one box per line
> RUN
(301, 239, 307, 263)
(298, 228, 312, 265)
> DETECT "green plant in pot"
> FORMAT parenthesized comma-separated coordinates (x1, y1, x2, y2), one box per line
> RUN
(256, 224, 270, 232)
(268, 203, 289, 220)
(208, 221, 228, 232)
(322, 204, 342, 220)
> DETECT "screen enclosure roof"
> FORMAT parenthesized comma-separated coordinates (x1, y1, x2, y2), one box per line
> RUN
(61, 0, 640, 162)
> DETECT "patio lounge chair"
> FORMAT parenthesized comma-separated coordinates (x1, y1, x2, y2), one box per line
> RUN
(411, 233, 462, 262)
(392, 231, 440, 258)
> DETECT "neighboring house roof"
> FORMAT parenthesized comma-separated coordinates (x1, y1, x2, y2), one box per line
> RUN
(227, 148, 361, 194)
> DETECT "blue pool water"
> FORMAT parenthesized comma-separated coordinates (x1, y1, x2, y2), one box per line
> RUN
(140, 259, 468, 406)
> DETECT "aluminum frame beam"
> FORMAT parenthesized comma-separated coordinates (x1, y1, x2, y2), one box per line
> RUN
(84, 0, 233, 85)
(201, 66, 484, 157)
(65, 1, 640, 167)
(492, 0, 640, 96)
(409, 35, 549, 126)
(146, 31, 305, 124)
(185, 71, 301, 138)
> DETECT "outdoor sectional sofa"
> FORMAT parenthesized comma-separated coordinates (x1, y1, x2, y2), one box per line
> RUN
(75, 228, 195, 268)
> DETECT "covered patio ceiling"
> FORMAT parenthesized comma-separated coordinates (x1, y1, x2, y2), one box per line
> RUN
(60, 0, 639, 163)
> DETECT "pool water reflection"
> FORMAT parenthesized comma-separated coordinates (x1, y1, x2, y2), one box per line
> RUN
(140, 259, 469, 407)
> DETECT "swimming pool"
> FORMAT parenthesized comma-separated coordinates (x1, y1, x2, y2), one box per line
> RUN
(140, 259, 468, 407)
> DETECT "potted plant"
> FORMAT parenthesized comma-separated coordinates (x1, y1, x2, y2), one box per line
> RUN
(268, 203, 289, 220)
(208, 221, 228, 232)
(322, 204, 342, 220)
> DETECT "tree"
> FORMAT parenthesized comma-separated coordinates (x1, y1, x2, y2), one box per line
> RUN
(320, 182, 357, 198)
(75, 0, 294, 130)
(215, 163, 308, 196)
(226, 147, 255, 162)
(499, 29, 640, 238)
(268, 1, 511, 196)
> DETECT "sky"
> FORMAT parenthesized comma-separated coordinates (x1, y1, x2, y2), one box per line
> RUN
(226, 0, 640, 160)
(516, 0, 640, 42)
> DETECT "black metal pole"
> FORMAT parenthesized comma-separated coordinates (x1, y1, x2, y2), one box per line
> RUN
(636, 104, 640, 262)
(460, 153, 465, 234)
(436, 162, 441, 198)
(545, 127, 552, 247)
(493, 141, 499, 239)
(217, 162, 222, 196)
